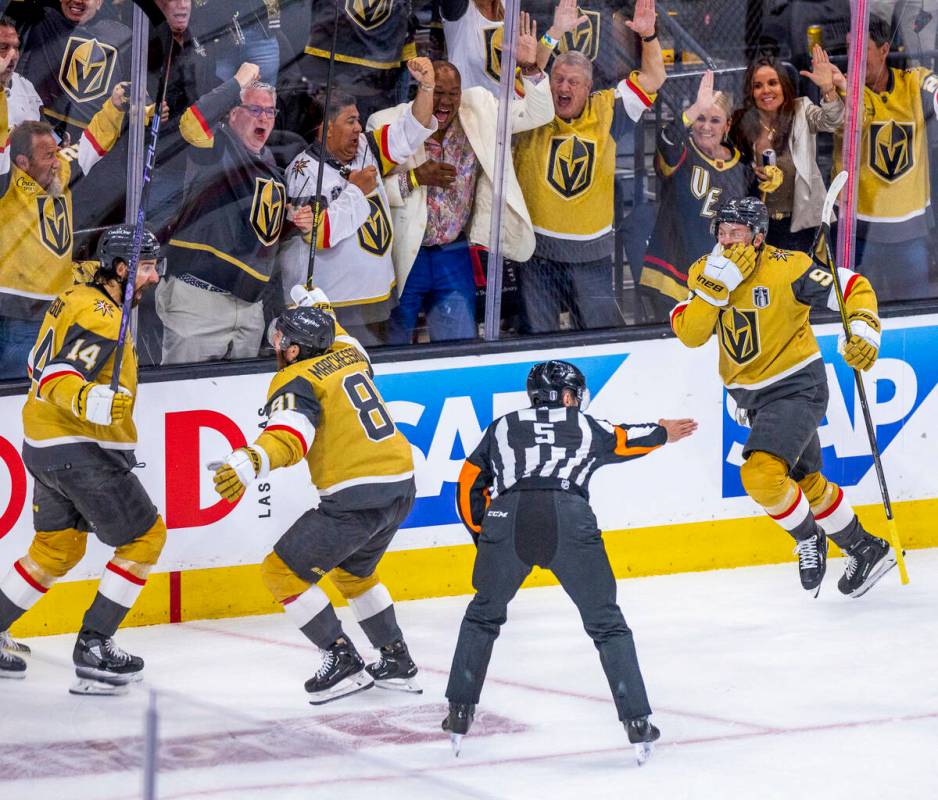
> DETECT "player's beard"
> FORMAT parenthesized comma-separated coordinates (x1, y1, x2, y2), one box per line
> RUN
(46, 174, 64, 198)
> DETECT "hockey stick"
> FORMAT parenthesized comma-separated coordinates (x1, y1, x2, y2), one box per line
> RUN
(304, 0, 341, 286)
(817, 170, 909, 585)
(110, 45, 173, 392)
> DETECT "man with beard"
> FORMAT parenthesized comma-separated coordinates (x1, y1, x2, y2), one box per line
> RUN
(0, 78, 130, 379)
(282, 57, 437, 346)
(0, 224, 167, 693)
(211, 304, 420, 705)
(10, 0, 132, 228)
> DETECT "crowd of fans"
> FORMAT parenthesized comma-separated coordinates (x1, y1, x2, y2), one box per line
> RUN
(1, 0, 937, 377)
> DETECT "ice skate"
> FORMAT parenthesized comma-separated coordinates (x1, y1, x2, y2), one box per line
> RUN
(70, 630, 143, 696)
(793, 528, 827, 596)
(442, 702, 474, 756)
(1, 630, 31, 657)
(838, 536, 897, 598)
(365, 639, 421, 694)
(625, 716, 660, 766)
(305, 638, 374, 705)
(0, 647, 26, 679)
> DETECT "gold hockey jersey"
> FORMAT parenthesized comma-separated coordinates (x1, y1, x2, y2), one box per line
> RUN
(22, 283, 138, 467)
(834, 66, 938, 242)
(671, 245, 878, 405)
(253, 341, 413, 503)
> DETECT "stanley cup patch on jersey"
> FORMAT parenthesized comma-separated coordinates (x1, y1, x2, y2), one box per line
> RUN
(37, 196, 72, 257)
(547, 135, 597, 199)
(345, 0, 393, 32)
(869, 121, 914, 181)
(557, 9, 600, 62)
(483, 26, 504, 82)
(718, 307, 760, 365)
(358, 195, 392, 256)
(752, 286, 770, 308)
(250, 177, 286, 247)
(59, 36, 118, 104)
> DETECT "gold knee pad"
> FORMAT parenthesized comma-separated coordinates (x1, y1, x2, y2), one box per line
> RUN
(112, 516, 167, 579)
(260, 551, 312, 603)
(797, 472, 839, 515)
(739, 451, 798, 513)
(329, 567, 380, 600)
(27, 528, 88, 583)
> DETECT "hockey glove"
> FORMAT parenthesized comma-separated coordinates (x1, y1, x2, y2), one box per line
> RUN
(212, 446, 269, 502)
(838, 310, 881, 371)
(72, 384, 132, 425)
(692, 244, 755, 306)
(757, 164, 783, 194)
(289, 284, 331, 308)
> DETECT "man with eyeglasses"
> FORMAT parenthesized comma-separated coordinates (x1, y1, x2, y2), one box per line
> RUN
(158, 61, 300, 364)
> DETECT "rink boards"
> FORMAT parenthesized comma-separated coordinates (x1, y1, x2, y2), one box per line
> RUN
(2, 315, 937, 636)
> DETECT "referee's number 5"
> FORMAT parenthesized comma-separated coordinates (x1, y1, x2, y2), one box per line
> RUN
(533, 422, 555, 445)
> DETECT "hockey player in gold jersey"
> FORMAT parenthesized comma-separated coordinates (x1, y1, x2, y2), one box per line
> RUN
(212, 304, 420, 705)
(0, 224, 166, 689)
(672, 197, 897, 598)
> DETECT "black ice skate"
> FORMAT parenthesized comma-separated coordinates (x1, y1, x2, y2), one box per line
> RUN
(625, 716, 661, 766)
(838, 536, 897, 598)
(0, 647, 26, 679)
(305, 637, 374, 705)
(793, 528, 828, 596)
(70, 630, 144, 695)
(1, 630, 31, 657)
(442, 702, 475, 756)
(365, 639, 421, 694)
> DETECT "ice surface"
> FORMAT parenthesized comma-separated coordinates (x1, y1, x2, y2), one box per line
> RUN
(2, 550, 937, 800)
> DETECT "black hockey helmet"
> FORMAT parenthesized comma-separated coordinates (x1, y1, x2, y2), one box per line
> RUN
(269, 305, 336, 358)
(96, 224, 164, 282)
(526, 360, 590, 410)
(711, 196, 769, 241)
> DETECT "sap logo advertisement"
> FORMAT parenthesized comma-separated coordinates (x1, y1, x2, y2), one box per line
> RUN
(722, 326, 938, 498)
(375, 355, 626, 528)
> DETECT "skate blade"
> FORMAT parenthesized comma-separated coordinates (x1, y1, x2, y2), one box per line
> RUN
(69, 677, 129, 696)
(307, 673, 374, 706)
(634, 741, 654, 766)
(74, 665, 140, 686)
(0, 668, 26, 680)
(450, 733, 464, 757)
(850, 552, 899, 598)
(373, 676, 423, 694)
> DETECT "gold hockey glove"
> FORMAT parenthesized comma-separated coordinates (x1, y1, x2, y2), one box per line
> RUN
(840, 310, 881, 372)
(692, 244, 756, 306)
(212, 447, 268, 502)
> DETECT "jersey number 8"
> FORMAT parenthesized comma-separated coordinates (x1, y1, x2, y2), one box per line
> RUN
(342, 373, 395, 441)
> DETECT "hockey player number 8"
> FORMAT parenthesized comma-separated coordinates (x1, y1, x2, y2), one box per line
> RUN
(342, 373, 396, 442)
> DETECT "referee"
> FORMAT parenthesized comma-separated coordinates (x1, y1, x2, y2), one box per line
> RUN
(443, 360, 697, 762)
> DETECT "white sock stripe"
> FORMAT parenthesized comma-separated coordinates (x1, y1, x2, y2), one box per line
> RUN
(97, 565, 146, 609)
(770, 490, 810, 531)
(0, 565, 45, 611)
(815, 491, 856, 536)
(282, 583, 331, 629)
(348, 584, 393, 622)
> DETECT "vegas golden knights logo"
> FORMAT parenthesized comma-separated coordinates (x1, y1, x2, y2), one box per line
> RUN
(59, 36, 118, 104)
(718, 308, 760, 365)
(557, 9, 600, 62)
(358, 196, 392, 256)
(249, 178, 286, 247)
(547, 135, 596, 199)
(37, 196, 72, 257)
(869, 121, 914, 181)
(483, 26, 504, 82)
(345, 0, 393, 32)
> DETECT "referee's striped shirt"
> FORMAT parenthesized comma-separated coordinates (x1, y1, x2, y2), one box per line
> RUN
(457, 405, 666, 537)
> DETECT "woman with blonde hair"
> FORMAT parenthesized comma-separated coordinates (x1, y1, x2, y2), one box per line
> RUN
(640, 70, 751, 320)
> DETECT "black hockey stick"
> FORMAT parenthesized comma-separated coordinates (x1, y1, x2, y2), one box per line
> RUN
(815, 170, 909, 585)
(304, 0, 341, 286)
(111, 45, 173, 392)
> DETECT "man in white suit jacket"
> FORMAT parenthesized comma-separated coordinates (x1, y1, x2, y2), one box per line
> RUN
(368, 58, 554, 343)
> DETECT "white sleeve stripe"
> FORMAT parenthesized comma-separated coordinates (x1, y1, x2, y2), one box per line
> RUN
(266, 409, 316, 454)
